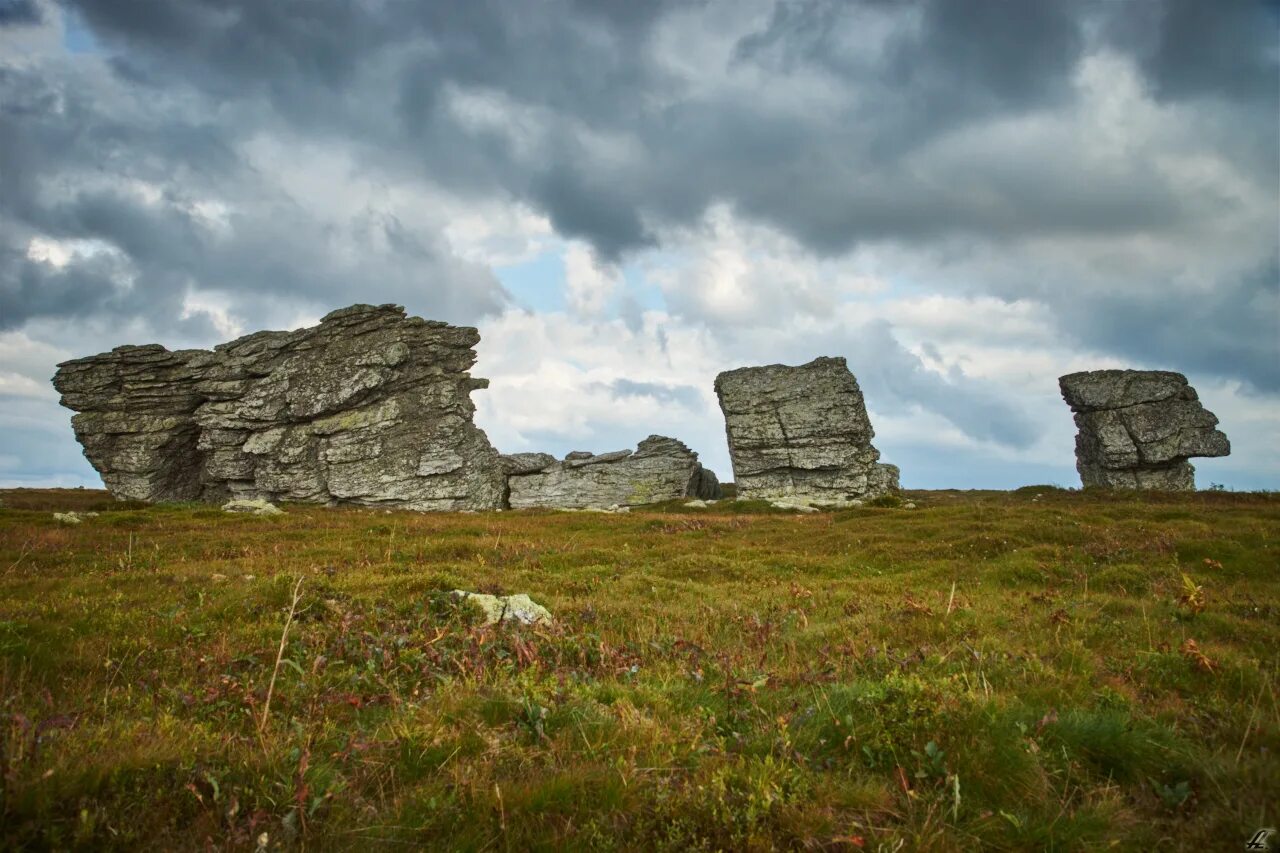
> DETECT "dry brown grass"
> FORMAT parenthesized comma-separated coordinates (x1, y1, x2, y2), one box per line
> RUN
(0, 486, 1276, 850)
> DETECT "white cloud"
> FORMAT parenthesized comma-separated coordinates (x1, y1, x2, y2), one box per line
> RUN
(649, 203, 886, 328)
(180, 291, 243, 340)
(563, 243, 622, 317)
(473, 307, 730, 472)
(25, 236, 118, 268)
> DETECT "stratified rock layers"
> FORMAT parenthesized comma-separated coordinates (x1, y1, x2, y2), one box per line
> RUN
(714, 357, 898, 503)
(504, 436, 721, 509)
(1059, 369, 1230, 490)
(54, 304, 506, 510)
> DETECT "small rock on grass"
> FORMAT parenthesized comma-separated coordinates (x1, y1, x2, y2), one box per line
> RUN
(221, 499, 284, 516)
(450, 590, 552, 626)
(686, 499, 708, 508)
(53, 511, 99, 524)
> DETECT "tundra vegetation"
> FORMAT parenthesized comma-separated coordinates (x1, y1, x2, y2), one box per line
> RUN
(0, 487, 1276, 851)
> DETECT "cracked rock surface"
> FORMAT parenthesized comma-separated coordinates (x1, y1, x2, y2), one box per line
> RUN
(1059, 369, 1230, 490)
(504, 435, 721, 510)
(54, 304, 506, 510)
(714, 357, 898, 503)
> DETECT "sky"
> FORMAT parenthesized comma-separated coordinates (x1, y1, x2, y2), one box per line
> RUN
(1, 0, 1277, 492)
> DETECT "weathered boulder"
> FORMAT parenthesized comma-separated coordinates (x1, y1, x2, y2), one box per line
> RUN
(505, 435, 721, 509)
(714, 357, 898, 503)
(54, 304, 506, 511)
(1059, 369, 1230, 490)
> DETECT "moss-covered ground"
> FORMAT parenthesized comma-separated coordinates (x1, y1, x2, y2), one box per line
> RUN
(0, 487, 1276, 851)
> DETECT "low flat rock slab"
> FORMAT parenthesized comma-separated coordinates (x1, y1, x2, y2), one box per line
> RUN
(499, 453, 557, 475)
(507, 435, 721, 509)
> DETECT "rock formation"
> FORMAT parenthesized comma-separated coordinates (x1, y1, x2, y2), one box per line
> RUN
(54, 304, 506, 511)
(1059, 369, 1230, 490)
(504, 436, 721, 510)
(714, 357, 898, 504)
(55, 304, 727, 512)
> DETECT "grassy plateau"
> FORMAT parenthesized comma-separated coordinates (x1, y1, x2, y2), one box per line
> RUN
(0, 486, 1277, 851)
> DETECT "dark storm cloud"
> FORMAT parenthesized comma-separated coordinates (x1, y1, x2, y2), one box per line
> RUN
(0, 51, 507, 341)
(49, 0, 1275, 215)
(52, 0, 1144, 254)
(1105, 0, 1280, 105)
(1, 0, 1274, 397)
(49, 0, 1276, 246)
(0, 0, 40, 25)
(532, 163, 655, 260)
(737, 0, 1085, 142)
(66, 0, 381, 92)
(1063, 259, 1280, 394)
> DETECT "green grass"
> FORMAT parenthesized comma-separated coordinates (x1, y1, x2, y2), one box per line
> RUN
(0, 486, 1277, 851)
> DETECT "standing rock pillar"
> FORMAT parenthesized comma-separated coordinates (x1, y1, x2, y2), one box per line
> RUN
(1059, 369, 1230, 490)
(715, 356, 898, 505)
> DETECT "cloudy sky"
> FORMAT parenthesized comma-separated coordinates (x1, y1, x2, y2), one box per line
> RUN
(2, 0, 1277, 491)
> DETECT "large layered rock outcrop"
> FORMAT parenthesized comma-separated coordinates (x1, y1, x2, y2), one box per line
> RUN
(714, 357, 898, 504)
(54, 304, 506, 510)
(1059, 369, 1230, 490)
(504, 436, 721, 509)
